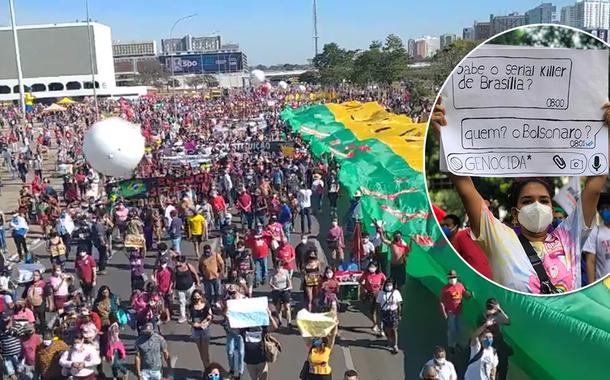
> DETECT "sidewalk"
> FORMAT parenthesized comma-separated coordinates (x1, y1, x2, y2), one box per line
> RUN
(1, 129, 62, 256)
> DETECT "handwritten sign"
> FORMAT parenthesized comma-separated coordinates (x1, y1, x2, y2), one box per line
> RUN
(441, 45, 609, 177)
(226, 297, 269, 328)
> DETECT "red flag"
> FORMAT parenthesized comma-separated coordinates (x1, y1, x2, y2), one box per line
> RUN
(432, 203, 446, 223)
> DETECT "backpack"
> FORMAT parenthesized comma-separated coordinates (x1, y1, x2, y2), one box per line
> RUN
(264, 334, 282, 363)
(117, 307, 130, 327)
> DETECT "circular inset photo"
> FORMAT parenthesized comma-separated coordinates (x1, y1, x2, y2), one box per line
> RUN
(426, 24, 610, 295)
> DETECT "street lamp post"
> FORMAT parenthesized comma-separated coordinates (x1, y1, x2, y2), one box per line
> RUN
(169, 13, 197, 123)
(85, 0, 99, 118)
(8, 0, 25, 116)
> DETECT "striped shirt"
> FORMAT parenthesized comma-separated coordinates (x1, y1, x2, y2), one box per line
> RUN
(0, 330, 22, 358)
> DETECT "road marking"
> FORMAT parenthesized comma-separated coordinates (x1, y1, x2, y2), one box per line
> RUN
(341, 345, 355, 371)
(29, 238, 43, 251)
(170, 355, 178, 368)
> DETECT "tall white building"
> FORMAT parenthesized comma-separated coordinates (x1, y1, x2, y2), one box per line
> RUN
(561, 0, 609, 29)
(414, 36, 440, 59)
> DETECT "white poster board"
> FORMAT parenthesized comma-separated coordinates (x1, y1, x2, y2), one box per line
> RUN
(440, 45, 609, 177)
(553, 176, 581, 216)
(226, 296, 269, 328)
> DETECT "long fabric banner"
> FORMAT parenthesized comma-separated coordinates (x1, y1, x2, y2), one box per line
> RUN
(281, 101, 610, 380)
(108, 173, 210, 200)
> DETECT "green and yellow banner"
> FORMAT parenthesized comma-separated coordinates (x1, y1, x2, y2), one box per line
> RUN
(282, 102, 610, 380)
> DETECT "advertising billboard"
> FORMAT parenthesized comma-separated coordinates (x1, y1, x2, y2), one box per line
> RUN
(162, 52, 244, 74)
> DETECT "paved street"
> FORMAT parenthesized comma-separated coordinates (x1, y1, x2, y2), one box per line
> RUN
(0, 143, 411, 379)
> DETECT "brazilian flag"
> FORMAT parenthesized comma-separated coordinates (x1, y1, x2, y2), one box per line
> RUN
(120, 179, 148, 198)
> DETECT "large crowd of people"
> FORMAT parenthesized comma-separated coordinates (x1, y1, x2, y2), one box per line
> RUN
(0, 85, 439, 380)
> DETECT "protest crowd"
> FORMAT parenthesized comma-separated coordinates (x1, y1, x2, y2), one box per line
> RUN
(0, 82, 517, 380)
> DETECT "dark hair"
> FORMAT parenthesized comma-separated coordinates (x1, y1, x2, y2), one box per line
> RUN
(508, 178, 553, 207)
(203, 362, 230, 378)
(190, 288, 205, 304)
(94, 285, 113, 305)
(443, 214, 461, 227)
(344, 369, 359, 378)
(157, 242, 168, 251)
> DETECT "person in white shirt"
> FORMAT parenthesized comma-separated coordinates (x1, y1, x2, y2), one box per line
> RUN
(311, 174, 325, 213)
(376, 279, 403, 354)
(297, 184, 313, 234)
(464, 322, 498, 380)
(419, 346, 458, 380)
(361, 233, 376, 267)
(59, 333, 101, 378)
(164, 202, 176, 228)
(583, 207, 610, 283)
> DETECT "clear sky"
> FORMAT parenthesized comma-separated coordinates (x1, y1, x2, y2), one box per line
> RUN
(0, 0, 575, 65)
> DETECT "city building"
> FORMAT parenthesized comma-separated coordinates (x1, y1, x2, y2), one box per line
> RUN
(462, 27, 475, 40)
(491, 12, 528, 34)
(0, 22, 146, 102)
(440, 33, 458, 49)
(414, 36, 440, 59)
(474, 21, 492, 40)
(561, 0, 609, 29)
(407, 38, 416, 58)
(112, 40, 157, 57)
(161, 34, 221, 53)
(526, 3, 557, 23)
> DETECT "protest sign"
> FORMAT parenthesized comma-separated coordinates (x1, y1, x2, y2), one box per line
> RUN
(296, 309, 338, 338)
(553, 176, 581, 216)
(226, 297, 269, 328)
(440, 45, 609, 177)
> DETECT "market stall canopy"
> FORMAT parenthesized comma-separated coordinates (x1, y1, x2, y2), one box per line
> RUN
(43, 103, 66, 112)
(57, 97, 76, 104)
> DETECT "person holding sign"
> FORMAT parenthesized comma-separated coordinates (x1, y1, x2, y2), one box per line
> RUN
(301, 324, 339, 380)
(431, 98, 610, 294)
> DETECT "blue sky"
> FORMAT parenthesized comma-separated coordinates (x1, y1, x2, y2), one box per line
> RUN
(1, 0, 575, 65)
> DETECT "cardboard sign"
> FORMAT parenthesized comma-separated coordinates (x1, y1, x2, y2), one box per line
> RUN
(441, 45, 609, 177)
(296, 309, 337, 338)
(226, 297, 269, 328)
(553, 176, 581, 216)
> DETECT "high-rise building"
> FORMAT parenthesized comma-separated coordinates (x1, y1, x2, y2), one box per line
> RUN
(407, 38, 416, 57)
(474, 21, 492, 40)
(561, 0, 609, 29)
(526, 3, 557, 23)
(112, 41, 157, 58)
(161, 34, 222, 54)
(463, 27, 475, 40)
(491, 12, 528, 34)
(440, 33, 458, 49)
(414, 36, 440, 59)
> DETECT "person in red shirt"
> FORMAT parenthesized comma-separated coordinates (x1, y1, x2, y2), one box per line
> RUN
(319, 267, 340, 311)
(275, 238, 296, 277)
(75, 250, 97, 302)
(440, 269, 472, 353)
(153, 258, 174, 322)
(211, 190, 228, 226)
(244, 224, 272, 286)
(441, 214, 493, 280)
(236, 187, 254, 229)
(360, 261, 386, 335)
(76, 305, 103, 333)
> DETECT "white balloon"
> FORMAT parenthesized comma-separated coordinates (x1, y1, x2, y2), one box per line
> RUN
(298, 84, 306, 92)
(83, 117, 145, 178)
(278, 81, 289, 90)
(251, 69, 266, 84)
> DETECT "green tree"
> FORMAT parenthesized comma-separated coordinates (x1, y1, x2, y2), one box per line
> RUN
(380, 34, 411, 84)
(431, 39, 479, 84)
(299, 70, 320, 84)
(313, 43, 357, 85)
(136, 59, 169, 86)
(351, 41, 383, 85)
(186, 75, 206, 90)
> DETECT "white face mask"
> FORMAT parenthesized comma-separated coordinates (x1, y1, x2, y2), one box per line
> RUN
(435, 357, 446, 365)
(449, 278, 457, 286)
(517, 202, 553, 234)
(368, 267, 377, 273)
(301, 239, 307, 244)
(43, 340, 52, 346)
(79, 251, 87, 257)
(161, 264, 168, 269)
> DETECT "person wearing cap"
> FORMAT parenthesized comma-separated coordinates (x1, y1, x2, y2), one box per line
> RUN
(440, 269, 472, 353)
(187, 208, 206, 258)
(134, 322, 172, 380)
(345, 190, 363, 236)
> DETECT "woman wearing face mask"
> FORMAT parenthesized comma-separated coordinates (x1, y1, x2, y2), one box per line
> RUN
(189, 289, 213, 371)
(302, 249, 321, 312)
(432, 100, 609, 294)
(49, 264, 70, 314)
(59, 332, 102, 380)
(376, 279, 403, 354)
(25, 270, 46, 333)
(174, 255, 200, 324)
(235, 246, 255, 298)
(302, 324, 339, 380)
(360, 262, 386, 336)
(203, 362, 231, 380)
(269, 260, 293, 327)
(326, 218, 345, 266)
(318, 267, 339, 312)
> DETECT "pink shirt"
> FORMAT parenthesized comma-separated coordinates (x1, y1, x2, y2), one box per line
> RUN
(21, 333, 42, 366)
(14, 308, 35, 323)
